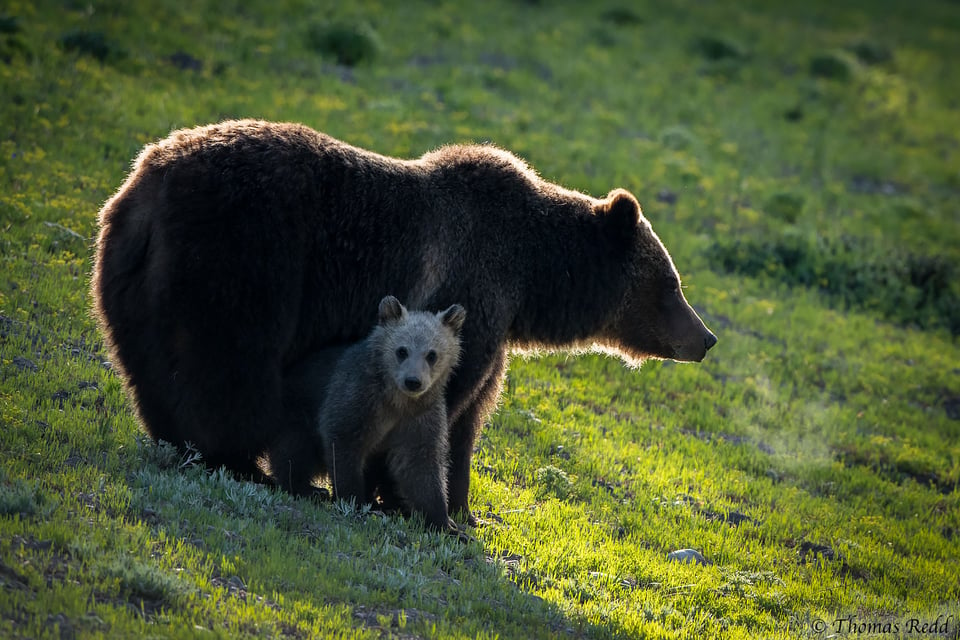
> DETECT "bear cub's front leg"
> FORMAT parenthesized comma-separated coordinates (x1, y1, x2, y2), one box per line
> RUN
(382, 407, 454, 532)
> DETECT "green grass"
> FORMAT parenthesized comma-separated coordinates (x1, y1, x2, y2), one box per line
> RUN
(2, 0, 959, 637)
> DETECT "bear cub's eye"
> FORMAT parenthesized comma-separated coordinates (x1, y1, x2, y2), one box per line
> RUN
(426, 350, 438, 366)
(396, 347, 409, 362)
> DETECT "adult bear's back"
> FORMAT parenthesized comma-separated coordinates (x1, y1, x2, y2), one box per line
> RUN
(91, 120, 437, 469)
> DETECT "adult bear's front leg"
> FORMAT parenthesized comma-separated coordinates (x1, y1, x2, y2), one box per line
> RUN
(446, 348, 507, 525)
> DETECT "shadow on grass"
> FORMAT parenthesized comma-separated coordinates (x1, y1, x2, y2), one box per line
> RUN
(124, 444, 621, 638)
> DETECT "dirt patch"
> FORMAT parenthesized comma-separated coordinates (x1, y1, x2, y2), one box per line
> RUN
(848, 176, 909, 196)
(353, 604, 436, 638)
(681, 428, 775, 456)
(210, 574, 280, 611)
(942, 395, 960, 421)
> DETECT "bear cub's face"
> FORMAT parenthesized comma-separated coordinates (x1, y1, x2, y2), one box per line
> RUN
(376, 296, 466, 400)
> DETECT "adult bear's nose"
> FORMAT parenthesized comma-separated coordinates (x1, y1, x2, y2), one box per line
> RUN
(404, 377, 422, 392)
(704, 332, 718, 351)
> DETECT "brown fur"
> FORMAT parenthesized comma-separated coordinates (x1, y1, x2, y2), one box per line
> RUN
(92, 120, 716, 522)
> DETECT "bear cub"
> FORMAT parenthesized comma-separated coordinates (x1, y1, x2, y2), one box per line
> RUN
(310, 295, 464, 532)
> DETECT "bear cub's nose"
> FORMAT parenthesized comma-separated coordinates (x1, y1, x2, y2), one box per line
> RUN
(404, 377, 423, 392)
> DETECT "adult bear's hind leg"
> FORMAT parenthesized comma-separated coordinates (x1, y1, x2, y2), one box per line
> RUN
(170, 350, 282, 483)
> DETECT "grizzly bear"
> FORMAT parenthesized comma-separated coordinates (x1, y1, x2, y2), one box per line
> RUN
(92, 119, 716, 525)
(279, 295, 464, 532)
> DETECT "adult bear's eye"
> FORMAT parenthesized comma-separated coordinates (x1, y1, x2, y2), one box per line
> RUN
(396, 347, 409, 361)
(426, 350, 438, 366)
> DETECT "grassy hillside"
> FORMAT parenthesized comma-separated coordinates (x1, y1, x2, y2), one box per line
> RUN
(2, 1, 959, 638)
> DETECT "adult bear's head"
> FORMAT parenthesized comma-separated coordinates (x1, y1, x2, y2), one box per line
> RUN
(595, 189, 717, 364)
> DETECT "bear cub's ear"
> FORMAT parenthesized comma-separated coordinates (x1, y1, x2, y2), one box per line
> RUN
(378, 296, 406, 324)
(440, 304, 466, 334)
(595, 189, 641, 241)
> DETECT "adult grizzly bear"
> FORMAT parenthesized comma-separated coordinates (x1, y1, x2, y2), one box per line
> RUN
(93, 119, 716, 524)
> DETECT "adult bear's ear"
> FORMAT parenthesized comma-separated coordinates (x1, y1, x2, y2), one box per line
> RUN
(378, 296, 405, 324)
(595, 189, 641, 243)
(440, 304, 466, 334)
